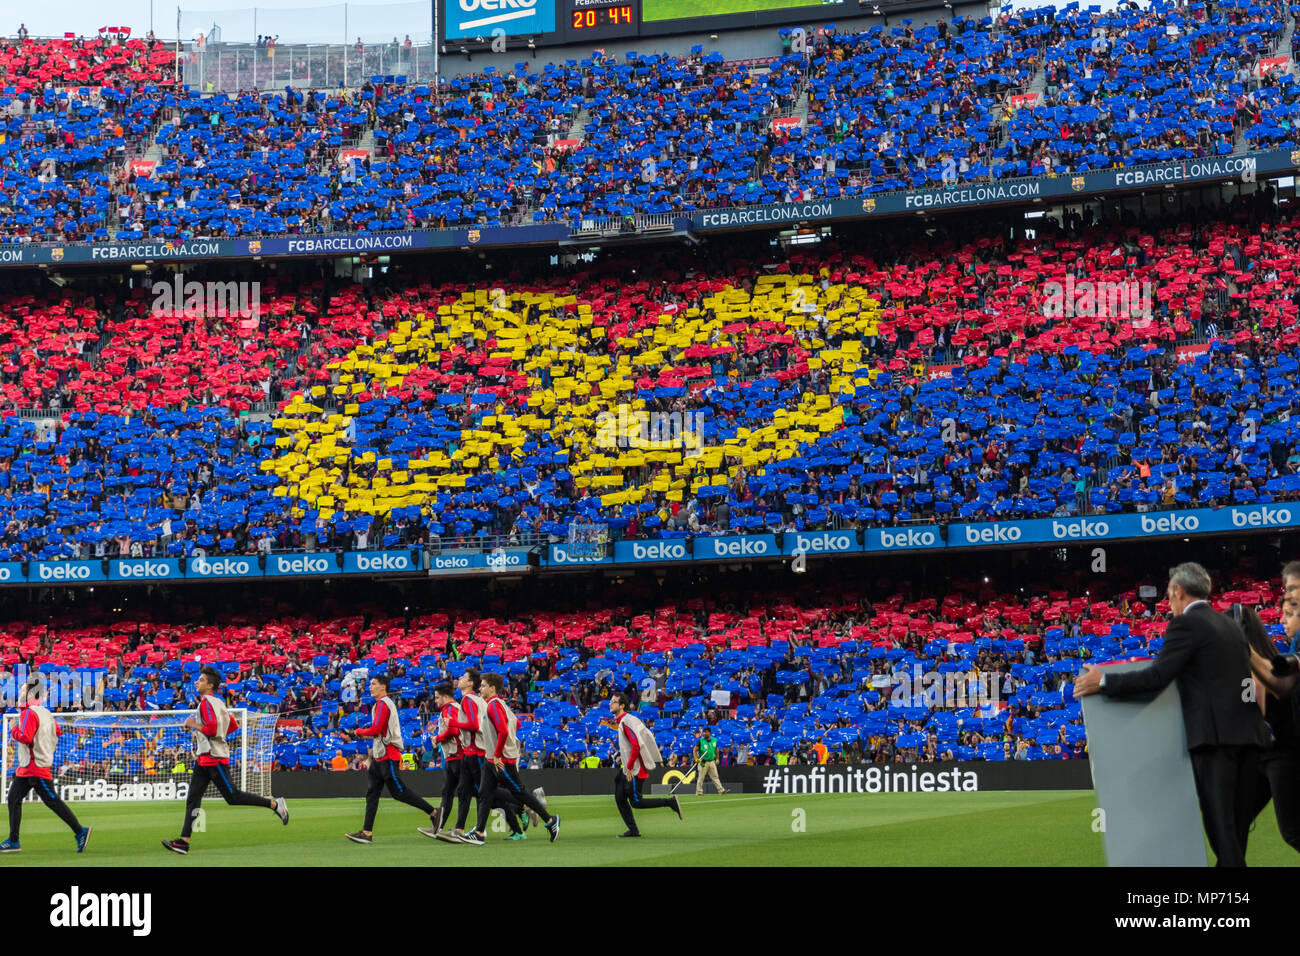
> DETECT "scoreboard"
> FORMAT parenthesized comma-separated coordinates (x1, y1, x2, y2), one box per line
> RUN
(565, 0, 640, 40)
(443, 0, 639, 41)
(441, 0, 849, 43)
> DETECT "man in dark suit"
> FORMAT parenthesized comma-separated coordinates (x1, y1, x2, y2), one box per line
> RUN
(1074, 561, 1270, 866)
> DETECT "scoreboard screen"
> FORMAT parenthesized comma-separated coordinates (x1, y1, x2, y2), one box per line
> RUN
(562, 0, 641, 40)
(442, 0, 848, 44)
(641, 0, 843, 22)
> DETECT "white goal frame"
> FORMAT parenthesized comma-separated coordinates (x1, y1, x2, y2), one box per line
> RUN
(1, 708, 276, 803)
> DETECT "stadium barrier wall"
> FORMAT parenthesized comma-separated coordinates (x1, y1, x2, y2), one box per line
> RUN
(7, 500, 1300, 588)
(271, 761, 1094, 799)
(0, 149, 1290, 269)
(544, 502, 1300, 569)
(690, 150, 1293, 231)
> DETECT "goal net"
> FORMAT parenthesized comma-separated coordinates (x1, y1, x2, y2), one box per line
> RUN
(1, 709, 277, 804)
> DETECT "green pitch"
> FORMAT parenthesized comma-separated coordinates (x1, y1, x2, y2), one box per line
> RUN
(642, 0, 834, 23)
(1, 791, 1296, 865)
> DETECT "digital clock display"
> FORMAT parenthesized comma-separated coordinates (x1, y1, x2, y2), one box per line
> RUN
(562, 0, 641, 40)
(571, 3, 634, 27)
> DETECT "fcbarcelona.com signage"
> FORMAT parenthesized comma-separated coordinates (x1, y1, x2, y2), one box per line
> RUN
(0, 150, 1290, 269)
(691, 149, 1297, 231)
(443, 0, 557, 39)
(0, 224, 572, 269)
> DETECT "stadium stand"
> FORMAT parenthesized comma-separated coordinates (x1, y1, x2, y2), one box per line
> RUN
(0, 32, 178, 90)
(1006, 0, 1290, 173)
(0, 197, 1297, 556)
(773, 13, 1039, 194)
(0, 564, 1286, 770)
(0, 0, 1296, 787)
(0, 0, 1295, 237)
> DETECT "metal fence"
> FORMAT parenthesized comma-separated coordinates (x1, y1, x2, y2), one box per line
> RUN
(179, 1, 433, 46)
(184, 40, 439, 91)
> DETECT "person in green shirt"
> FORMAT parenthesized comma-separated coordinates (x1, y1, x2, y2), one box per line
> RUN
(692, 728, 728, 795)
(580, 752, 601, 770)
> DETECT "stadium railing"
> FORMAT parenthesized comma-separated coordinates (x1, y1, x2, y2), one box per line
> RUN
(185, 40, 438, 92)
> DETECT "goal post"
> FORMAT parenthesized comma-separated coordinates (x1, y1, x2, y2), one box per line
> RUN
(1, 709, 277, 804)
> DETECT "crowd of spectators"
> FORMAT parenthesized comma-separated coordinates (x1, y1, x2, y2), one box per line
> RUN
(0, 198, 1296, 554)
(0, 562, 1284, 771)
(1, 1, 1297, 239)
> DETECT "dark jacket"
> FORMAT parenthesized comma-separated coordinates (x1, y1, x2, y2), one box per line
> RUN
(1100, 602, 1270, 752)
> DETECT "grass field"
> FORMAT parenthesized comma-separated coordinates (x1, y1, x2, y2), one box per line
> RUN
(2, 791, 1297, 866)
(641, 0, 840, 23)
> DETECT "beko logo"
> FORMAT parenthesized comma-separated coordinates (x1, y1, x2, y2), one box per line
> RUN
(38, 563, 92, 580)
(459, 0, 535, 10)
(486, 552, 524, 567)
(433, 556, 471, 569)
(1232, 506, 1293, 528)
(963, 525, 1022, 544)
(551, 547, 601, 563)
(453, 0, 541, 31)
(710, 538, 769, 557)
(792, 534, 854, 553)
(190, 557, 253, 576)
(879, 529, 937, 549)
(631, 542, 687, 561)
(1140, 513, 1200, 534)
(117, 561, 172, 578)
(276, 556, 329, 574)
(1051, 519, 1109, 539)
(355, 554, 411, 571)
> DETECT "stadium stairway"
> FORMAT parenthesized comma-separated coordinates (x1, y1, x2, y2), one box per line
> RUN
(356, 126, 376, 159)
(564, 107, 593, 146)
(993, 51, 1046, 160)
(140, 139, 165, 168)
(130, 100, 174, 170)
(1235, 13, 1295, 153)
(789, 85, 810, 131)
(110, 103, 174, 238)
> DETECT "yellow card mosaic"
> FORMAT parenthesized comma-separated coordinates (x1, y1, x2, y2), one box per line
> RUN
(261, 274, 883, 524)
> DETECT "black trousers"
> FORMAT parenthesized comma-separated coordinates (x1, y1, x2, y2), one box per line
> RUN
(454, 755, 526, 831)
(1190, 745, 1258, 867)
(1249, 745, 1300, 853)
(8, 775, 81, 841)
(363, 758, 436, 833)
(614, 772, 673, 833)
(455, 754, 482, 830)
(475, 760, 549, 834)
(439, 758, 462, 828)
(181, 761, 274, 838)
